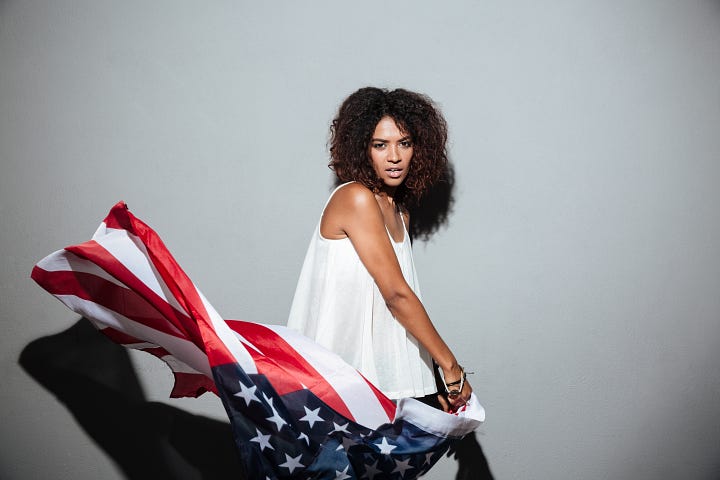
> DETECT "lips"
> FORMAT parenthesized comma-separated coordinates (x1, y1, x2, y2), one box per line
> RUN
(386, 168, 403, 179)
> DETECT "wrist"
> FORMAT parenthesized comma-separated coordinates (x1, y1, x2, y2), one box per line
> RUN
(442, 365, 470, 400)
(439, 361, 460, 376)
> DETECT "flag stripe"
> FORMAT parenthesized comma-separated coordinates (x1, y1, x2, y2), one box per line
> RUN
(232, 322, 356, 420)
(32, 266, 190, 340)
(258, 323, 396, 426)
(93, 227, 189, 315)
(65, 241, 198, 342)
(51, 293, 214, 377)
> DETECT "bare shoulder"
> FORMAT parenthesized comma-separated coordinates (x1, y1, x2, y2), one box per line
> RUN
(321, 183, 382, 239)
(327, 182, 377, 213)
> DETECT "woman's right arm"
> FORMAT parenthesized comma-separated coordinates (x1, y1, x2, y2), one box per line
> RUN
(321, 183, 471, 409)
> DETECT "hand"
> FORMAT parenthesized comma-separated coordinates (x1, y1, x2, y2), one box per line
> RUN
(441, 365, 472, 412)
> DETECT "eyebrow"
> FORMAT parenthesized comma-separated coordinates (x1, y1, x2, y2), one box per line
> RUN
(370, 135, 412, 142)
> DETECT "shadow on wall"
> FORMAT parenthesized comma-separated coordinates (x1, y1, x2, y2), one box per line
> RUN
(19, 319, 244, 480)
(450, 433, 494, 480)
(19, 318, 493, 480)
(408, 162, 456, 243)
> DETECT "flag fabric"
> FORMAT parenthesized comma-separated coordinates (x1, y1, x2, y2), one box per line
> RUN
(31, 202, 485, 479)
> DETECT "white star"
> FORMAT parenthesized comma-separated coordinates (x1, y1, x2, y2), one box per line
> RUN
(332, 421, 350, 434)
(334, 465, 352, 480)
(374, 436, 397, 455)
(233, 381, 259, 406)
(279, 453, 304, 473)
(266, 408, 286, 431)
(262, 394, 287, 431)
(299, 406, 324, 428)
(249, 428, 273, 452)
(392, 458, 413, 477)
(364, 460, 382, 479)
(424, 452, 434, 465)
(298, 431, 310, 445)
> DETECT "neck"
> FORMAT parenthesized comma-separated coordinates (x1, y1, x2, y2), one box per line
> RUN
(376, 190, 404, 216)
(376, 188, 396, 206)
(380, 182, 399, 198)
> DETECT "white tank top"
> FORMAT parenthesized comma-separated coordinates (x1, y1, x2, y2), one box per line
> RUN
(287, 183, 437, 399)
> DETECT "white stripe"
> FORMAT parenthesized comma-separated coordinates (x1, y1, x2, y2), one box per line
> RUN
(36, 250, 128, 289)
(263, 323, 393, 429)
(93, 225, 187, 320)
(395, 394, 485, 438)
(230, 331, 265, 356)
(197, 290, 257, 374)
(54, 294, 213, 378)
(161, 354, 206, 374)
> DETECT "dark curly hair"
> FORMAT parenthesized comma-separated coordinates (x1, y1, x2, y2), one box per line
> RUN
(329, 87, 449, 209)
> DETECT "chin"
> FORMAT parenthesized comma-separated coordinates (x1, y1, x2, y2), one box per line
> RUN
(383, 179, 405, 188)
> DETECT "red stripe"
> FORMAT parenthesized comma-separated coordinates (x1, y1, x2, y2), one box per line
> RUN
(32, 264, 193, 343)
(221, 321, 307, 396)
(100, 328, 208, 395)
(114, 206, 238, 367)
(142, 346, 171, 357)
(169, 372, 217, 398)
(228, 321, 356, 420)
(65, 241, 206, 351)
(103, 202, 133, 230)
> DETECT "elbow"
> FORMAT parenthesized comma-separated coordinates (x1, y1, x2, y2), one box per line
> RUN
(383, 287, 414, 313)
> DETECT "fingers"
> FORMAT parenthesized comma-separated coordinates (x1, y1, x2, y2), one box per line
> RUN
(439, 364, 474, 411)
(447, 380, 472, 410)
(437, 393, 450, 412)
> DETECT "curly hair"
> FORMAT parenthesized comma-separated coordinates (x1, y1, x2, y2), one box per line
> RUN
(329, 87, 449, 208)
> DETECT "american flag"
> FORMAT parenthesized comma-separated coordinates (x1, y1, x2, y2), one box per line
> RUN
(31, 202, 484, 479)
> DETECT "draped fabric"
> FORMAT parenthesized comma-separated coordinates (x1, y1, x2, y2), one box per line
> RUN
(31, 202, 484, 479)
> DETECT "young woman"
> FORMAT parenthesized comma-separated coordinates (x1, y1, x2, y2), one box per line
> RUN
(287, 87, 471, 411)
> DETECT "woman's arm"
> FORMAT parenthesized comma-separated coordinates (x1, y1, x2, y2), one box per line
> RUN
(321, 183, 471, 408)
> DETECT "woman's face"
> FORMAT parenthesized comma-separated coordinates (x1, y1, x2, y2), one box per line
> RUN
(368, 116, 414, 190)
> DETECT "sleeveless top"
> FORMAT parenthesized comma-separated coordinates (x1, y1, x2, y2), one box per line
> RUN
(287, 183, 437, 399)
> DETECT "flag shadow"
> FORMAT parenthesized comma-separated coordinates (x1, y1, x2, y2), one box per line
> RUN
(448, 432, 494, 480)
(19, 318, 244, 480)
(19, 318, 492, 479)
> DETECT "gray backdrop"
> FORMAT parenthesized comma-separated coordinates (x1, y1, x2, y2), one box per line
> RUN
(2, 1, 719, 479)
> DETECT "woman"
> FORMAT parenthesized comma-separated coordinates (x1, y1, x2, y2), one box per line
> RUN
(287, 87, 471, 411)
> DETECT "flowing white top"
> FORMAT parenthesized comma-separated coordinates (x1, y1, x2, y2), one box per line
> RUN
(287, 183, 437, 399)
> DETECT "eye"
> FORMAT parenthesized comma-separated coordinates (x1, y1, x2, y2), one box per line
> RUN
(400, 140, 413, 148)
(372, 142, 386, 149)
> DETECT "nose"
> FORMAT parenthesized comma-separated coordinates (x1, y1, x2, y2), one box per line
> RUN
(388, 144, 401, 163)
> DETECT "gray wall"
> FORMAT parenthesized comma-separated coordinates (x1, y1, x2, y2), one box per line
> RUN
(2, 1, 719, 478)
